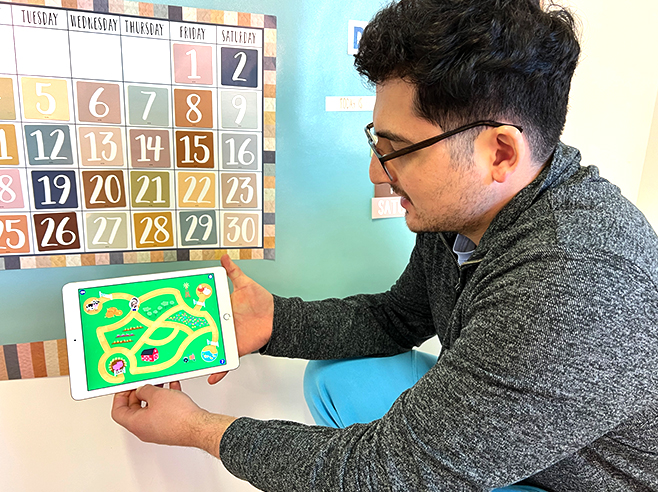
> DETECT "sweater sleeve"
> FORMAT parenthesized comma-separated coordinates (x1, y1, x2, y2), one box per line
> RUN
(219, 250, 658, 491)
(260, 234, 441, 360)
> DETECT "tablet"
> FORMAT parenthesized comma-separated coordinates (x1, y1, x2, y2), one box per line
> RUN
(63, 267, 239, 400)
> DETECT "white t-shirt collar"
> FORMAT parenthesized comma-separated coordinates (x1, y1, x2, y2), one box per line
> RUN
(452, 234, 476, 265)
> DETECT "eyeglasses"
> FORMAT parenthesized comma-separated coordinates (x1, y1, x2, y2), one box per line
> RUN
(365, 120, 523, 181)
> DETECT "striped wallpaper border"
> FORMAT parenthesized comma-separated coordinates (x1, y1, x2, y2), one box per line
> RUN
(0, 339, 69, 381)
(0, 243, 274, 270)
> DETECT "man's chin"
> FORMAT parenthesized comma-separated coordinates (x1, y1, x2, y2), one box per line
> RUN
(403, 212, 449, 234)
(403, 212, 424, 233)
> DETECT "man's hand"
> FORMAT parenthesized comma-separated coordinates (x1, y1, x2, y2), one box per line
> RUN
(111, 382, 236, 458)
(207, 255, 275, 385)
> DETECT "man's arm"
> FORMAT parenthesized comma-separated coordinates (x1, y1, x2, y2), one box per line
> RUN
(214, 234, 445, 374)
(261, 233, 448, 361)
(209, 242, 441, 384)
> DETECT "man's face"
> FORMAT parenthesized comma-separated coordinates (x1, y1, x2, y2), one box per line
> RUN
(369, 79, 496, 236)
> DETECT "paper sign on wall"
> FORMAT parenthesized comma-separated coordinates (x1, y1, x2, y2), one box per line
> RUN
(372, 184, 404, 219)
(347, 20, 368, 55)
(325, 96, 375, 112)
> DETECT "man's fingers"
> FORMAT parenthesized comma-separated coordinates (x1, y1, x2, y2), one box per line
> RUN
(128, 389, 143, 409)
(221, 254, 248, 288)
(111, 391, 131, 421)
(135, 384, 157, 403)
(112, 390, 143, 424)
(113, 390, 131, 408)
(113, 385, 175, 424)
(208, 372, 228, 385)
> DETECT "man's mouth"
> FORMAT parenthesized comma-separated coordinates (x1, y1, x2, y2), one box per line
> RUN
(390, 185, 411, 207)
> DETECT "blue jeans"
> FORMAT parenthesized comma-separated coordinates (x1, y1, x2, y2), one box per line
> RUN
(303, 351, 545, 492)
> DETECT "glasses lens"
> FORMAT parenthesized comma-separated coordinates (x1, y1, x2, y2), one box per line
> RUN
(367, 126, 381, 157)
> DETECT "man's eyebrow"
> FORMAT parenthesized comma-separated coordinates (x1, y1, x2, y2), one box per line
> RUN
(374, 128, 414, 145)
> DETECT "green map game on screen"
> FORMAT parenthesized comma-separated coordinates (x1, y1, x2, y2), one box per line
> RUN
(78, 273, 227, 391)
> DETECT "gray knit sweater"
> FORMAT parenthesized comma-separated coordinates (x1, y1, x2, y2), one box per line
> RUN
(220, 143, 658, 492)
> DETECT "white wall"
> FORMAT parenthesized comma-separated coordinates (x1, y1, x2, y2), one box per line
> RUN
(0, 355, 312, 491)
(562, 0, 658, 203)
(637, 91, 658, 229)
(2, 1, 658, 491)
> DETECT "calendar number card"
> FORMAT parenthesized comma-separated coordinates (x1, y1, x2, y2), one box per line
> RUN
(0, 0, 276, 270)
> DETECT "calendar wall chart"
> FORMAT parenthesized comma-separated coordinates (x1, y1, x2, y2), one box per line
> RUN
(0, 0, 276, 270)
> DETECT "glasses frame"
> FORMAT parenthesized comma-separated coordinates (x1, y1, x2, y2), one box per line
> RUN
(365, 120, 523, 181)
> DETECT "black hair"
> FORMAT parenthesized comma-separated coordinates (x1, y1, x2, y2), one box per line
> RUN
(355, 0, 581, 163)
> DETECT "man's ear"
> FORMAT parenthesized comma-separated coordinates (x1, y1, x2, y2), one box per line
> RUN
(477, 126, 526, 183)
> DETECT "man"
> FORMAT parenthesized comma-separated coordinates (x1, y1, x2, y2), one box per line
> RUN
(112, 0, 658, 490)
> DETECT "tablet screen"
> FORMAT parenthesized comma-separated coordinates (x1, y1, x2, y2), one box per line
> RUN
(77, 272, 228, 391)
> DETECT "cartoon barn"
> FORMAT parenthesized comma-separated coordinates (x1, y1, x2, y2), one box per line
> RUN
(141, 348, 159, 362)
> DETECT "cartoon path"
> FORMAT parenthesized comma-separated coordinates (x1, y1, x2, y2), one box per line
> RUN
(88, 284, 218, 384)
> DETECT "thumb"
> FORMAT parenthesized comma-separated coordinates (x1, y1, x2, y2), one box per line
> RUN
(221, 254, 249, 289)
(135, 384, 157, 402)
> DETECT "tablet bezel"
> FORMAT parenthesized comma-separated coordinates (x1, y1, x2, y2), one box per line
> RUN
(63, 266, 239, 400)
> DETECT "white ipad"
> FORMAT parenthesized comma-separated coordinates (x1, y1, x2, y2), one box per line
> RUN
(62, 267, 239, 400)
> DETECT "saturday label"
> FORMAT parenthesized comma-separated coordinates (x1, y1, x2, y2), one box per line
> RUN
(218, 27, 262, 47)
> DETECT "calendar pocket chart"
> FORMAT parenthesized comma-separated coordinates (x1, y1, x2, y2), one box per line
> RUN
(0, 0, 276, 269)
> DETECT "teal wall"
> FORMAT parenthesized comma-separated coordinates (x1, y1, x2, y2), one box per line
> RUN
(0, 0, 415, 345)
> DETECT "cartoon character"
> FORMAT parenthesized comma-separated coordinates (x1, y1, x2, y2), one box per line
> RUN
(108, 357, 127, 376)
(84, 299, 100, 312)
(129, 297, 140, 312)
(197, 284, 212, 296)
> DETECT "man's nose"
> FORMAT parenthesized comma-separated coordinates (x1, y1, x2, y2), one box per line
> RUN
(369, 154, 393, 184)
